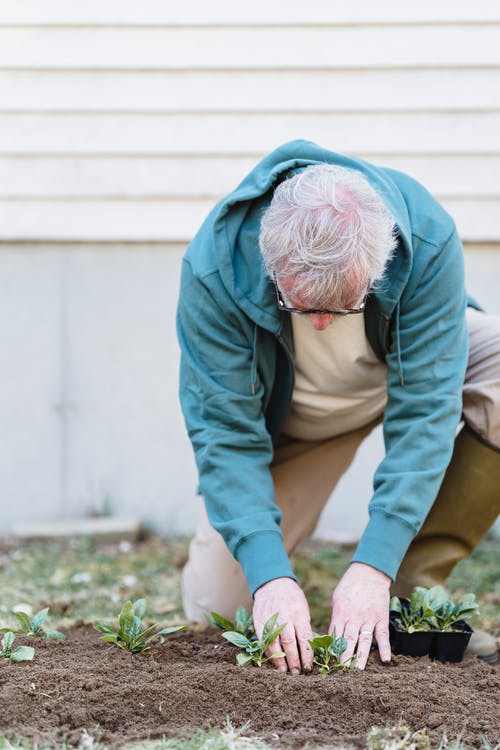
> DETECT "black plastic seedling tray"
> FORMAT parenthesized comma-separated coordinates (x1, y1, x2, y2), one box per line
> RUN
(429, 621, 473, 662)
(389, 619, 434, 657)
(389, 601, 473, 662)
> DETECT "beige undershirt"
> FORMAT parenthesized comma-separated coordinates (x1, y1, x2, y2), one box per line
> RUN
(282, 313, 388, 441)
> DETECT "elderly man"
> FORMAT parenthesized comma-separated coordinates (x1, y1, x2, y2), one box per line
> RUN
(176, 140, 500, 670)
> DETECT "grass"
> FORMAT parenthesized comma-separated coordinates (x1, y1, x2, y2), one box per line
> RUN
(446, 535, 500, 637)
(0, 531, 498, 634)
(1, 722, 498, 750)
(0, 722, 276, 750)
(154, 719, 274, 750)
(0, 535, 188, 630)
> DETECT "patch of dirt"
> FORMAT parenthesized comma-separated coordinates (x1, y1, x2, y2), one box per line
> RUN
(0, 624, 499, 748)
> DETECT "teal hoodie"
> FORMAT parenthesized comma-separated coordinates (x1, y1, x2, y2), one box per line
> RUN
(177, 139, 468, 596)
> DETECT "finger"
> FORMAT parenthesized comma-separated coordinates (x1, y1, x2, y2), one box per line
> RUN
(354, 626, 374, 670)
(253, 614, 265, 642)
(253, 616, 287, 670)
(328, 615, 345, 641)
(253, 624, 262, 643)
(265, 635, 288, 672)
(295, 625, 314, 672)
(374, 619, 391, 663)
(340, 623, 362, 664)
(278, 624, 302, 674)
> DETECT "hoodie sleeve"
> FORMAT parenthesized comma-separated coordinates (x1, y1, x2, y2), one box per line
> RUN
(177, 258, 296, 595)
(352, 227, 468, 579)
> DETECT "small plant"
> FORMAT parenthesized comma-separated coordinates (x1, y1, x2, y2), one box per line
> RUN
(309, 630, 354, 673)
(0, 631, 34, 662)
(390, 590, 434, 633)
(222, 612, 286, 667)
(208, 606, 255, 639)
(93, 598, 186, 654)
(428, 588, 479, 631)
(390, 586, 479, 633)
(0, 607, 64, 641)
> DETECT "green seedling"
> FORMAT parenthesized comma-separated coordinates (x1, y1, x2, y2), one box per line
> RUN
(390, 586, 479, 633)
(309, 630, 354, 673)
(0, 607, 64, 641)
(93, 598, 186, 654)
(0, 631, 34, 662)
(427, 588, 479, 631)
(390, 589, 434, 633)
(208, 606, 255, 639)
(222, 612, 286, 667)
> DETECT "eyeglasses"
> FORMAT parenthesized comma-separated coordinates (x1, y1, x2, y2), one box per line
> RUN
(273, 276, 368, 316)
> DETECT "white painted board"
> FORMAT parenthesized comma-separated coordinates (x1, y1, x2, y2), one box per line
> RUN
(1, 113, 499, 154)
(1, 155, 499, 198)
(0, 26, 499, 69)
(2, 70, 500, 112)
(1, 0, 500, 25)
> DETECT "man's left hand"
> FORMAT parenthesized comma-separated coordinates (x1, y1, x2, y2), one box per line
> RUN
(329, 561, 392, 670)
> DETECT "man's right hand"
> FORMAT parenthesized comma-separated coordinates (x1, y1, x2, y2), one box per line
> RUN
(253, 577, 313, 674)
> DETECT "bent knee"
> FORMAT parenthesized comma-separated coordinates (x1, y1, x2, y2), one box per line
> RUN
(181, 549, 252, 622)
(464, 310, 500, 447)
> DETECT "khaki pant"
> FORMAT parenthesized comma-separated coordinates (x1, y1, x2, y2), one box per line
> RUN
(182, 308, 500, 621)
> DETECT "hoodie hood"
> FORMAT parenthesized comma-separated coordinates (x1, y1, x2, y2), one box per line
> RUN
(209, 139, 414, 333)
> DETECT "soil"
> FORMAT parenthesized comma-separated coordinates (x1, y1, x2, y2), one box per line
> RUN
(1, 624, 499, 749)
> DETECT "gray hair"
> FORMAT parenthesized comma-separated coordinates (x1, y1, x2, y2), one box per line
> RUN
(259, 164, 397, 309)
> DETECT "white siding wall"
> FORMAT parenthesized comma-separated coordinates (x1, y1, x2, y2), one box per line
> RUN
(1, 2, 499, 535)
(1, 1, 500, 242)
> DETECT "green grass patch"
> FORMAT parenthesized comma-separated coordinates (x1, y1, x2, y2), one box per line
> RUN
(0, 535, 188, 630)
(1, 723, 497, 750)
(0, 532, 498, 635)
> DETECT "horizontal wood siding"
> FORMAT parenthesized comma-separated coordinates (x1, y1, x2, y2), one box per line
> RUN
(2, 155, 498, 196)
(1, 1, 500, 25)
(3, 70, 500, 111)
(1, 199, 499, 243)
(1, 4, 499, 242)
(2, 26, 500, 68)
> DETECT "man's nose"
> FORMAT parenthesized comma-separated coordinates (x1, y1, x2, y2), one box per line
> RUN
(308, 313, 334, 330)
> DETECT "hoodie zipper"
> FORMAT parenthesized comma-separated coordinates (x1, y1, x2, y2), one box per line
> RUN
(250, 324, 258, 395)
(278, 332, 295, 403)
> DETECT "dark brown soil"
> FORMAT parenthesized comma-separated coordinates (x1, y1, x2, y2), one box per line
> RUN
(1, 624, 499, 749)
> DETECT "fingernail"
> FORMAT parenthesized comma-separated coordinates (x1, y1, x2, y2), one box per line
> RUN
(278, 666, 287, 673)
(291, 668, 300, 676)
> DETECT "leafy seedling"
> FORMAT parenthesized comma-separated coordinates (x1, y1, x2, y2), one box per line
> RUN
(309, 630, 354, 673)
(222, 612, 286, 667)
(93, 598, 186, 654)
(427, 588, 479, 631)
(207, 606, 255, 639)
(390, 589, 434, 633)
(0, 607, 64, 640)
(0, 631, 34, 662)
(390, 586, 479, 633)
